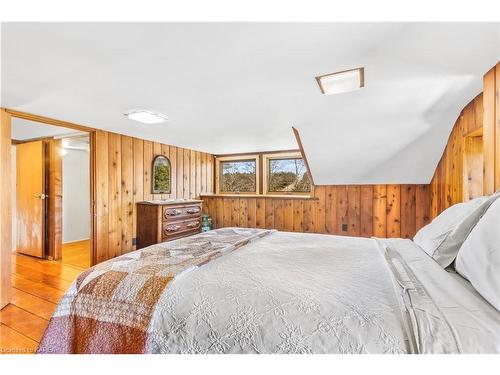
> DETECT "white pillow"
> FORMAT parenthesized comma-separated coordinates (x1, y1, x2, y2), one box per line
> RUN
(414, 194, 499, 267)
(455, 197, 500, 311)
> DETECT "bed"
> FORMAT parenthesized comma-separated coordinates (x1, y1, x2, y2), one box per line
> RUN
(37, 226, 500, 354)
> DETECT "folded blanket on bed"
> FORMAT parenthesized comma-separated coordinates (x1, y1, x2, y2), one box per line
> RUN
(37, 228, 274, 354)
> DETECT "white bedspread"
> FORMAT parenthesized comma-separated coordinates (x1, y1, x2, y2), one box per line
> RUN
(144, 230, 499, 353)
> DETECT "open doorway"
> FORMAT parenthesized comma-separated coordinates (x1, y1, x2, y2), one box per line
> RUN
(60, 135, 91, 268)
(11, 117, 91, 268)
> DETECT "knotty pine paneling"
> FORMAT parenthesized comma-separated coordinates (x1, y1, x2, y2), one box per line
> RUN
(430, 62, 500, 217)
(202, 184, 430, 239)
(108, 133, 122, 260)
(0, 109, 12, 308)
(496, 64, 500, 192)
(46, 139, 63, 261)
(429, 94, 483, 216)
(483, 67, 496, 195)
(483, 63, 500, 194)
(94, 131, 214, 263)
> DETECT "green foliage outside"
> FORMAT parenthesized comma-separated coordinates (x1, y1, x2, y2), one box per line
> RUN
(153, 160, 171, 193)
(220, 158, 310, 193)
(269, 172, 310, 192)
(221, 160, 256, 192)
(269, 159, 310, 192)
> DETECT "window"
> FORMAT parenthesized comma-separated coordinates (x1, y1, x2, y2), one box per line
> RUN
(263, 153, 311, 195)
(215, 152, 311, 196)
(215, 155, 259, 194)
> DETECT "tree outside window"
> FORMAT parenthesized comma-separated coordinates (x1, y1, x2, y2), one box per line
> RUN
(220, 160, 256, 193)
(215, 152, 311, 196)
(268, 158, 310, 193)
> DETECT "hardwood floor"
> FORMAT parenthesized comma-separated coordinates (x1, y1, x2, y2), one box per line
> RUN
(0, 253, 85, 354)
(62, 239, 91, 269)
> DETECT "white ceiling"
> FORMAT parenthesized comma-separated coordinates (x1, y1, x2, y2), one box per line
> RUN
(2, 23, 499, 184)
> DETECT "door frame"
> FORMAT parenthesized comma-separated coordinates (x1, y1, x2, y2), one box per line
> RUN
(0, 109, 12, 309)
(2, 108, 97, 267)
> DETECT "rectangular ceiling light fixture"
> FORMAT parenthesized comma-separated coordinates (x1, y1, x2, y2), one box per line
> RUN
(315, 67, 364, 95)
(124, 110, 168, 124)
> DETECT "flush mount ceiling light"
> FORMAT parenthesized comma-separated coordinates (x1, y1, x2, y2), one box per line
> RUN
(124, 110, 168, 124)
(315, 67, 364, 95)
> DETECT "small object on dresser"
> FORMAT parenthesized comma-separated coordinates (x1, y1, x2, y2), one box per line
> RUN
(201, 214, 213, 232)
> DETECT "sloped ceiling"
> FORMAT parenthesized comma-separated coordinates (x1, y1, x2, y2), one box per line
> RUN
(2, 23, 499, 184)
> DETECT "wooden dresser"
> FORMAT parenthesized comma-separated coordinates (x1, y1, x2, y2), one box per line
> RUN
(136, 199, 203, 249)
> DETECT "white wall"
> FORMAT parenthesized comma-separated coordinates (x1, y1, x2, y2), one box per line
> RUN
(11, 146, 16, 251)
(62, 148, 90, 243)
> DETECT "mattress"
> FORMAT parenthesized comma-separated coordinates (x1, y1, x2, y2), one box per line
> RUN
(37, 228, 500, 354)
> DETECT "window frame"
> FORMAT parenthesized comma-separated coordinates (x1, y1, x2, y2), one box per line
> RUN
(215, 154, 260, 195)
(262, 152, 312, 196)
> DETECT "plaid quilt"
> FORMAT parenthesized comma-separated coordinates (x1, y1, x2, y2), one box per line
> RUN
(37, 228, 274, 354)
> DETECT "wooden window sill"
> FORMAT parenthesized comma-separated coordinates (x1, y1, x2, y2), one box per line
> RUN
(199, 193, 318, 200)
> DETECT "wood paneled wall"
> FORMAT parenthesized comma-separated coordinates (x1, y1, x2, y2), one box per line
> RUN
(429, 94, 484, 216)
(0, 109, 12, 309)
(483, 63, 500, 194)
(203, 184, 430, 239)
(430, 62, 500, 217)
(48, 139, 63, 260)
(94, 131, 214, 263)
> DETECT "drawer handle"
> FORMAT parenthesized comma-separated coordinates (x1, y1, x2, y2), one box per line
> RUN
(166, 209, 182, 216)
(187, 208, 200, 214)
(187, 221, 200, 228)
(165, 225, 181, 232)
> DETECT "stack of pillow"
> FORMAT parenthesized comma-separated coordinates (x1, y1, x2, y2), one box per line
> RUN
(413, 192, 499, 311)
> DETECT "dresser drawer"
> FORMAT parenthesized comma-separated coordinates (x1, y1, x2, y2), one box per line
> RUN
(163, 205, 201, 221)
(137, 200, 202, 249)
(162, 218, 201, 239)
